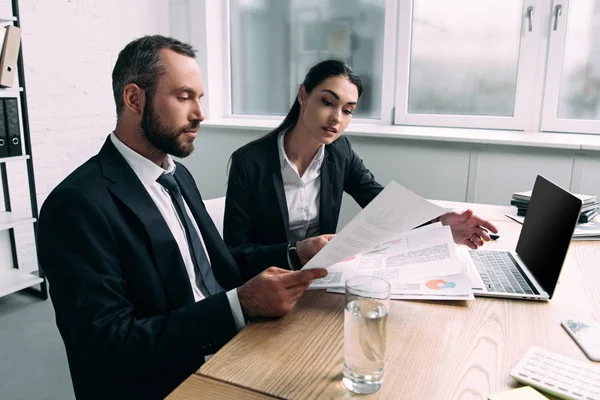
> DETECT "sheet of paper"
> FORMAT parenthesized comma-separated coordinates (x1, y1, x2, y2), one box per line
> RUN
(456, 246, 486, 290)
(325, 271, 474, 301)
(310, 223, 459, 288)
(309, 224, 474, 300)
(303, 180, 450, 270)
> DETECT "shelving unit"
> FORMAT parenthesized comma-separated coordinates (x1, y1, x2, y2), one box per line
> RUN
(0, 0, 47, 300)
(0, 211, 35, 230)
(0, 154, 28, 163)
(0, 269, 43, 298)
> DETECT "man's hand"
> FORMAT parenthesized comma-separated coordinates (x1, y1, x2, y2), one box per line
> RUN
(296, 234, 335, 266)
(439, 209, 498, 250)
(237, 267, 328, 317)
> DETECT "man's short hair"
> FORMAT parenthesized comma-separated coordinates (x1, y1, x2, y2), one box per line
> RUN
(112, 35, 196, 116)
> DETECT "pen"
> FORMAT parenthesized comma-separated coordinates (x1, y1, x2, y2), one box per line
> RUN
(489, 234, 500, 240)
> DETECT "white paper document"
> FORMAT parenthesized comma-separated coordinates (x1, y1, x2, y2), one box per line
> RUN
(310, 223, 474, 300)
(302, 180, 450, 270)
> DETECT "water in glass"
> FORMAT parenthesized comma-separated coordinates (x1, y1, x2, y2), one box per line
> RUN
(343, 298, 388, 394)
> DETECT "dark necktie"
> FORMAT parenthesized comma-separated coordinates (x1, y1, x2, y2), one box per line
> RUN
(156, 173, 224, 296)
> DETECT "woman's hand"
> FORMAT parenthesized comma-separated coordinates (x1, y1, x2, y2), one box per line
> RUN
(439, 209, 498, 249)
(296, 234, 335, 266)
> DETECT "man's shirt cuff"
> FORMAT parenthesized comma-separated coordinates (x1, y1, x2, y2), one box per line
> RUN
(226, 288, 246, 331)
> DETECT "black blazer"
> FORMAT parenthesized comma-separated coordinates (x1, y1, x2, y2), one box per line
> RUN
(224, 134, 383, 279)
(37, 137, 244, 399)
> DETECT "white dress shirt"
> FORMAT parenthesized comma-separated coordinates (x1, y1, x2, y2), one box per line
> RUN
(110, 133, 245, 332)
(277, 132, 324, 242)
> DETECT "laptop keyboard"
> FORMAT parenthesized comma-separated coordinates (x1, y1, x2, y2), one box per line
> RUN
(468, 250, 536, 295)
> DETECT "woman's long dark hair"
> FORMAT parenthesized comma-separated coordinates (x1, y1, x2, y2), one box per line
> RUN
(260, 59, 363, 141)
(226, 60, 363, 177)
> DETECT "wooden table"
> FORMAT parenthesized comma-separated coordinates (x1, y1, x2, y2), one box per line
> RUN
(166, 374, 278, 399)
(193, 204, 600, 399)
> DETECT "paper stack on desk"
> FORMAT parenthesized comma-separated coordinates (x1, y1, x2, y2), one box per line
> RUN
(505, 214, 600, 241)
(511, 189, 599, 224)
(305, 181, 474, 300)
(311, 223, 474, 300)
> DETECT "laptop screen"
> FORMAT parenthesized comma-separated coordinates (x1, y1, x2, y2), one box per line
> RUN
(515, 176, 582, 298)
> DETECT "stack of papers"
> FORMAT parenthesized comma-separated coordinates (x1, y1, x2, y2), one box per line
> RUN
(305, 181, 474, 300)
(505, 214, 600, 241)
(312, 223, 474, 300)
(511, 190, 599, 223)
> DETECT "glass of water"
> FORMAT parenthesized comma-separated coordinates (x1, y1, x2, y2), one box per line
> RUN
(343, 276, 391, 394)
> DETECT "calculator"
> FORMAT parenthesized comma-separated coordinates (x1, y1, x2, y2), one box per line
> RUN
(510, 346, 600, 399)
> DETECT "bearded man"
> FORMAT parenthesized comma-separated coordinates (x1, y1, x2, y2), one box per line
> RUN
(37, 35, 327, 400)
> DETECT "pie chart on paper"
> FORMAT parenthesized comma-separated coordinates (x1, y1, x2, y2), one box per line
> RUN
(425, 279, 457, 290)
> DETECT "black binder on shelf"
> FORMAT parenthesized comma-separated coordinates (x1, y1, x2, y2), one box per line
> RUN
(0, 99, 7, 158)
(4, 97, 21, 156)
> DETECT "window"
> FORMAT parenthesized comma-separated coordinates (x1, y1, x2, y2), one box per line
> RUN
(217, 0, 600, 135)
(394, 0, 539, 130)
(229, 0, 386, 118)
(542, 0, 600, 134)
(408, 1, 522, 117)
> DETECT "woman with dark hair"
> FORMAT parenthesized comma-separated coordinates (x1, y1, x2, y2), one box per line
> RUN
(224, 60, 497, 279)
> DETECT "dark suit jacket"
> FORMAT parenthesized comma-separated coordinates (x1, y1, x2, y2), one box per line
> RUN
(224, 134, 383, 279)
(37, 137, 244, 399)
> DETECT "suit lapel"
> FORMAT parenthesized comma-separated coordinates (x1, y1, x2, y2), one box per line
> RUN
(98, 139, 194, 308)
(269, 136, 291, 241)
(319, 151, 337, 234)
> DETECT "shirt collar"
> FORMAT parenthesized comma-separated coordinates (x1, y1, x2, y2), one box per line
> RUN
(110, 132, 176, 187)
(277, 131, 325, 171)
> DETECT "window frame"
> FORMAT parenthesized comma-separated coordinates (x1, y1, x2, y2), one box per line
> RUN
(393, 0, 543, 131)
(222, 0, 395, 124)
(541, 0, 600, 135)
(189, 0, 600, 137)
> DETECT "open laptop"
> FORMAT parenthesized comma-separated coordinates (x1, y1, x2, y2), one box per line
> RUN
(459, 175, 582, 301)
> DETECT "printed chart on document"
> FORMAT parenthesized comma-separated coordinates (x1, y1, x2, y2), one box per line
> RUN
(311, 223, 474, 300)
(304, 181, 474, 300)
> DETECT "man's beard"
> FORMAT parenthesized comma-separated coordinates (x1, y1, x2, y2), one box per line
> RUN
(140, 97, 199, 158)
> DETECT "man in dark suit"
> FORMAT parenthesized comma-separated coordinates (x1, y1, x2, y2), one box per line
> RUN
(37, 35, 327, 399)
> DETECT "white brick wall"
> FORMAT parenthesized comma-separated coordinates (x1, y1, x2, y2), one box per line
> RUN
(1, 0, 170, 275)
